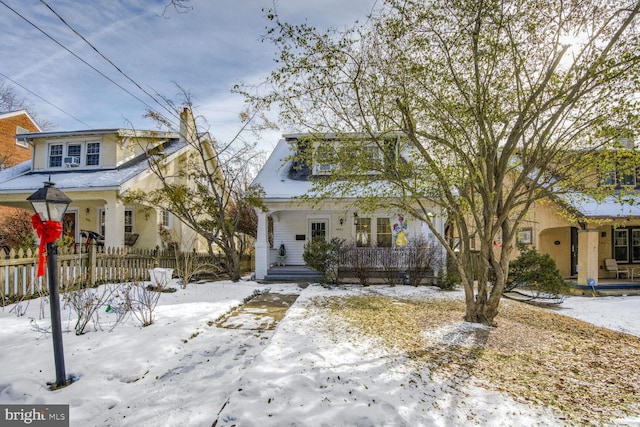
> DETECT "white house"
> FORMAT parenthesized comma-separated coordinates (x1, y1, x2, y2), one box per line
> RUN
(252, 133, 446, 281)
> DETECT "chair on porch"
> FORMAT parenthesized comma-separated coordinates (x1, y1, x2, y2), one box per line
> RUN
(604, 258, 630, 279)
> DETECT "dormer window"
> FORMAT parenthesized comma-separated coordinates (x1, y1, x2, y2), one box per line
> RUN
(48, 139, 101, 168)
(313, 144, 336, 175)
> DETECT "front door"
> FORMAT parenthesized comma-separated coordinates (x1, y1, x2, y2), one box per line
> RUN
(570, 227, 578, 276)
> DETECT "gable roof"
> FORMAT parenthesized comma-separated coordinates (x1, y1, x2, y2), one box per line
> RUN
(0, 110, 42, 132)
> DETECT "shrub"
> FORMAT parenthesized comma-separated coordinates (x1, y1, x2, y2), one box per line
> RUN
(63, 283, 129, 335)
(435, 268, 459, 290)
(404, 237, 441, 286)
(506, 246, 570, 297)
(303, 237, 344, 283)
(341, 242, 376, 286)
(129, 282, 161, 327)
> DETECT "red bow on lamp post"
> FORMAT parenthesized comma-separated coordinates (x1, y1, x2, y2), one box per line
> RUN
(31, 213, 63, 277)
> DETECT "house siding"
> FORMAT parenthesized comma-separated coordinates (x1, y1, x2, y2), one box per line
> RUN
(0, 111, 38, 166)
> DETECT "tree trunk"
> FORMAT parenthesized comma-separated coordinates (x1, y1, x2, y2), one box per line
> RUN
(224, 248, 241, 282)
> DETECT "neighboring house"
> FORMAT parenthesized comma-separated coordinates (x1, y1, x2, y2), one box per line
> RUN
(251, 133, 446, 280)
(0, 110, 40, 166)
(516, 189, 640, 286)
(482, 141, 640, 286)
(0, 110, 41, 250)
(0, 109, 203, 252)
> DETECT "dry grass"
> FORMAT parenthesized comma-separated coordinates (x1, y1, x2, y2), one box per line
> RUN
(314, 295, 640, 426)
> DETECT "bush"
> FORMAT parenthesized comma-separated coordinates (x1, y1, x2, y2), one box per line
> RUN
(506, 246, 570, 297)
(435, 268, 459, 290)
(404, 237, 441, 286)
(341, 242, 376, 286)
(303, 237, 344, 283)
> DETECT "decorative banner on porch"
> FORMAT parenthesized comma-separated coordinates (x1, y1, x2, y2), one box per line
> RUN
(31, 213, 62, 277)
(393, 214, 408, 247)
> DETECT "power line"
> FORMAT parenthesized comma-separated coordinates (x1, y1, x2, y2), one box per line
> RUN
(0, 71, 92, 129)
(0, 0, 177, 129)
(39, 0, 180, 125)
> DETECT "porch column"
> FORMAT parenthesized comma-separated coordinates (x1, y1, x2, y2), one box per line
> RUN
(254, 210, 269, 280)
(103, 199, 125, 248)
(577, 229, 599, 286)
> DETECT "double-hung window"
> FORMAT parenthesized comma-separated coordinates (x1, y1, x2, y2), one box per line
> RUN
(49, 144, 64, 167)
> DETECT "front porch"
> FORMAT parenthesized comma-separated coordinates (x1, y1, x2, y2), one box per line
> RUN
(569, 278, 640, 296)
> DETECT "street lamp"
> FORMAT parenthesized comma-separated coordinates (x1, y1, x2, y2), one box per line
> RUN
(27, 181, 72, 389)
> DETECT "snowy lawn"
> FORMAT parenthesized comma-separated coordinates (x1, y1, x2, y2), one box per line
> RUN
(0, 281, 638, 426)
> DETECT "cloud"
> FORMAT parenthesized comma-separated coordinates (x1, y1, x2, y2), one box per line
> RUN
(1, 0, 377, 150)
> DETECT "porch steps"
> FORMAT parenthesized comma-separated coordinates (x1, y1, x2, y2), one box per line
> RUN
(263, 266, 322, 282)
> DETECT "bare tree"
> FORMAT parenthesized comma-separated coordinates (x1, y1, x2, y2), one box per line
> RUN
(124, 91, 272, 281)
(0, 82, 54, 130)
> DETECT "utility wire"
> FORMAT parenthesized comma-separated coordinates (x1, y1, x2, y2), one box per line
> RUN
(40, 0, 180, 125)
(0, 70, 92, 129)
(0, 0, 175, 128)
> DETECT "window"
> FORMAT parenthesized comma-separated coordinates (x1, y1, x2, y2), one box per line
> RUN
(356, 217, 371, 247)
(99, 207, 134, 236)
(160, 209, 172, 228)
(314, 144, 336, 175)
(614, 229, 628, 262)
(310, 221, 327, 240)
(67, 144, 81, 164)
(363, 145, 379, 171)
(634, 230, 640, 263)
(87, 142, 100, 166)
(377, 218, 392, 247)
(599, 168, 617, 186)
(47, 139, 101, 168)
(49, 144, 63, 167)
(614, 227, 640, 264)
(15, 126, 30, 147)
(620, 170, 637, 187)
(599, 164, 639, 189)
(124, 210, 133, 233)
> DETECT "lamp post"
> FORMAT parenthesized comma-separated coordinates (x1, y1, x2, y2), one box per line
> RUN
(27, 181, 72, 389)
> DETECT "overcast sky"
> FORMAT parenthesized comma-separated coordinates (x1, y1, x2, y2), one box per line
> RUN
(0, 0, 377, 152)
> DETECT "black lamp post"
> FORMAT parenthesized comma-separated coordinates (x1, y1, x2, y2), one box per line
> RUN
(27, 181, 72, 389)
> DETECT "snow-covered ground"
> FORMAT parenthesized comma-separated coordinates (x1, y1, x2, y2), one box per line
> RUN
(0, 281, 638, 426)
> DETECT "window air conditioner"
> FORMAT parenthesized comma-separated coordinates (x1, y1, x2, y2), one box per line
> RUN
(63, 157, 80, 167)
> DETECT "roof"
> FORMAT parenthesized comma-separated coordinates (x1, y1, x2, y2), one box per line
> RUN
(561, 193, 640, 218)
(15, 128, 178, 141)
(0, 138, 188, 194)
(251, 139, 313, 199)
(252, 137, 410, 201)
(0, 109, 42, 131)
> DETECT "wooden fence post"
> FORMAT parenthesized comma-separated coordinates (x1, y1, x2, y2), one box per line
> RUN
(88, 243, 97, 287)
